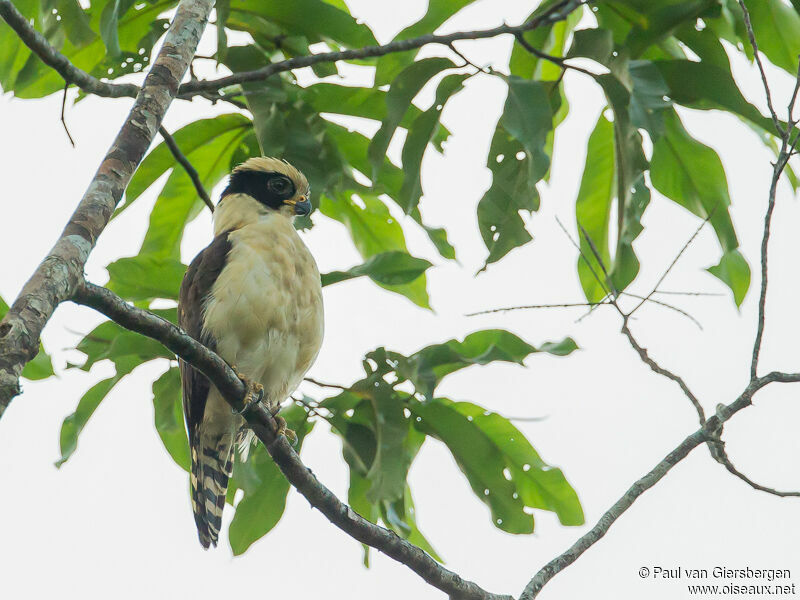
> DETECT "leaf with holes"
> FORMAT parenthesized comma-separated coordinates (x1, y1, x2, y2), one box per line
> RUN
(478, 78, 555, 266)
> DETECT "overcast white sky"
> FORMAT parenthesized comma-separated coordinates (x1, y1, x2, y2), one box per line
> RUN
(2, 1, 800, 599)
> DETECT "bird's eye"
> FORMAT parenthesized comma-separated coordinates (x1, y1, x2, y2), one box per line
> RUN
(267, 177, 292, 195)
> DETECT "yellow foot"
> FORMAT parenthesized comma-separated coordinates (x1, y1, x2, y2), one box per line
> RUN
(273, 415, 297, 446)
(231, 365, 264, 415)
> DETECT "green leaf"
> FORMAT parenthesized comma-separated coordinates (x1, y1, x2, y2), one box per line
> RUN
(624, 0, 719, 57)
(460, 402, 583, 525)
(320, 192, 431, 308)
(216, 0, 230, 62)
(375, 0, 481, 85)
(384, 485, 442, 562)
(395, 329, 578, 399)
(134, 126, 250, 260)
(651, 110, 738, 253)
(321, 251, 432, 288)
(363, 382, 414, 504)
(410, 398, 532, 533)
(567, 27, 615, 66)
(478, 78, 555, 266)
(229, 0, 377, 49)
(304, 83, 439, 133)
(708, 248, 750, 308)
(575, 114, 616, 302)
(0, 296, 55, 381)
(347, 470, 380, 566)
(654, 60, 774, 133)
(122, 114, 251, 213)
(72, 315, 175, 372)
(228, 404, 313, 554)
(152, 367, 190, 471)
(368, 57, 456, 179)
(743, 0, 800, 74)
(99, 0, 128, 57)
(399, 73, 467, 213)
(106, 255, 186, 301)
(412, 398, 583, 532)
(57, 355, 138, 467)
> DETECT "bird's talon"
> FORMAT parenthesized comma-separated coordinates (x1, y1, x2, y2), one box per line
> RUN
(274, 416, 297, 445)
(232, 367, 265, 416)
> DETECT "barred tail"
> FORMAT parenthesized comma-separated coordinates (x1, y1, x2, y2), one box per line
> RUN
(190, 435, 235, 549)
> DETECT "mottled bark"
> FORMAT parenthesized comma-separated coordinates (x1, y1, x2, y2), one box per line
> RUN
(0, 0, 213, 414)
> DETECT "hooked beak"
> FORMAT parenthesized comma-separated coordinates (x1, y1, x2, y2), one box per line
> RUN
(292, 195, 312, 217)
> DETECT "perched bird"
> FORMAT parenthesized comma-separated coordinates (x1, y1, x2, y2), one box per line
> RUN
(178, 157, 324, 548)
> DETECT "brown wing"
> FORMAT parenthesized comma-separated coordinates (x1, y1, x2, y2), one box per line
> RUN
(178, 231, 232, 445)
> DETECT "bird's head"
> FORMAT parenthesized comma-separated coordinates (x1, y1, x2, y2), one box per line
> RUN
(219, 157, 312, 219)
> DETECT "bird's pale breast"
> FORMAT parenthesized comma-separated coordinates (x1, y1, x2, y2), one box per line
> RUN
(202, 214, 324, 406)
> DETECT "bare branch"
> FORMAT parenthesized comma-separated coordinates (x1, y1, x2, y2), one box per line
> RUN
(303, 376, 349, 390)
(751, 147, 784, 379)
(465, 301, 609, 317)
(72, 282, 510, 600)
(619, 292, 703, 330)
(628, 215, 710, 317)
(736, 0, 785, 136)
(158, 126, 214, 212)
(620, 315, 705, 424)
(0, 0, 213, 414)
(519, 372, 798, 599)
(60, 82, 75, 147)
(0, 0, 139, 98)
(0, 0, 588, 102)
(513, 32, 595, 77)
(710, 434, 800, 498)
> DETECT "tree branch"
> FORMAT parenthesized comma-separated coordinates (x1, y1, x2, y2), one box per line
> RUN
(0, 0, 213, 415)
(0, 0, 139, 99)
(0, 0, 588, 102)
(735, 0, 785, 137)
(710, 435, 800, 498)
(71, 281, 510, 600)
(158, 126, 214, 212)
(519, 372, 800, 599)
(619, 315, 705, 424)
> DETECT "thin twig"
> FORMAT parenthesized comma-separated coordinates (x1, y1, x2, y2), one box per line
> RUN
(555, 216, 612, 298)
(513, 32, 595, 77)
(303, 376, 349, 390)
(72, 281, 510, 600)
(465, 301, 610, 317)
(60, 81, 75, 147)
(448, 42, 491, 74)
(736, 0, 785, 136)
(620, 315, 705, 423)
(710, 434, 800, 498)
(788, 62, 800, 126)
(158, 126, 214, 212)
(619, 292, 703, 330)
(628, 215, 710, 317)
(653, 290, 723, 297)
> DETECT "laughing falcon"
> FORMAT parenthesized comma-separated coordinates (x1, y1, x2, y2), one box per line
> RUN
(178, 157, 324, 548)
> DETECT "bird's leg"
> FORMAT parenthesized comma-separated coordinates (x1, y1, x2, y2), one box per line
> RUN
(231, 365, 264, 415)
(268, 401, 297, 446)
